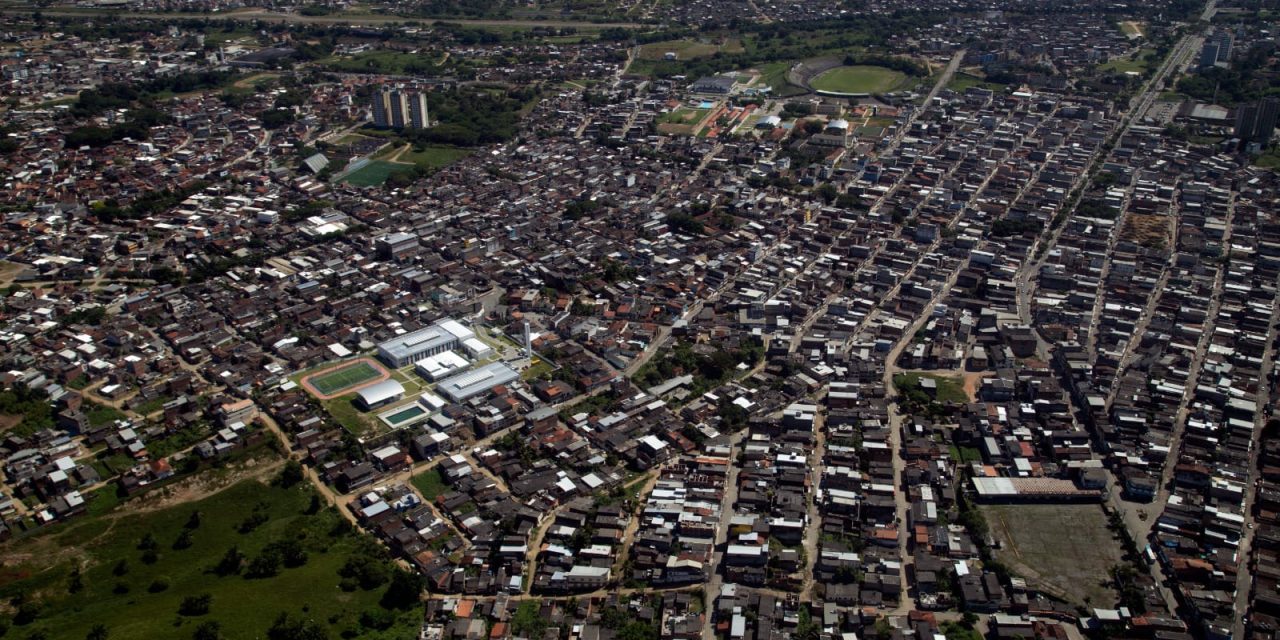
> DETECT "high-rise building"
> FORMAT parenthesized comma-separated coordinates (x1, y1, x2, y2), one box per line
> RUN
(1198, 40, 1221, 71)
(388, 87, 409, 129)
(1198, 31, 1233, 70)
(408, 92, 430, 129)
(371, 85, 394, 128)
(1235, 97, 1280, 143)
(370, 85, 431, 130)
(1212, 31, 1232, 63)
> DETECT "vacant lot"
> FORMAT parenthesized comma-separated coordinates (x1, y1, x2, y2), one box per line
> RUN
(638, 39, 718, 60)
(1120, 213, 1171, 249)
(637, 39, 743, 61)
(982, 503, 1125, 607)
(810, 65, 907, 94)
(1099, 48, 1156, 74)
(1119, 21, 1145, 37)
(303, 359, 387, 397)
(948, 72, 1006, 93)
(412, 468, 450, 501)
(893, 372, 968, 404)
(325, 49, 450, 75)
(324, 394, 378, 436)
(0, 479, 418, 639)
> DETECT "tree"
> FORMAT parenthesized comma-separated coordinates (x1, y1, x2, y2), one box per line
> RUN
(214, 546, 244, 576)
(665, 212, 705, 235)
(68, 567, 84, 594)
(274, 539, 308, 568)
(511, 601, 547, 638)
(179, 594, 213, 616)
(379, 568, 423, 610)
(173, 529, 194, 550)
(795, 608, 820, 640)
(112, 559, 129, 576)
(276, 460, 304, 488)
(873, 617, 893, 640)
(259, 109, 296, 130)
(192, 621, 223, 640)
(86, 624, 109, 640)
(13, 601, 38, 625)
(245, 550, 282, 579)
(185, 511, 202, 530)
(266, 612, 330, 640)
(339, 555, 388, 590)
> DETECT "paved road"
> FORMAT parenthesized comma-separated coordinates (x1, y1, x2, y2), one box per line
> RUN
(702, 432, 743, 640)
(1, 7, 643, 28)
(1231, 291, 1279, 640)
(799, 411, 826, 601)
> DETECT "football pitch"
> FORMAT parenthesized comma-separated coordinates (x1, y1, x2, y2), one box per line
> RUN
(340, 160, 412, 187)
(307, 361, 383, 396)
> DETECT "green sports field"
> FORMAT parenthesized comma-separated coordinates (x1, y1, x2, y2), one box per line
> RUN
(308, 361, 382, 396)
(340, 160, 412, 187)
(810, 65, 908, 94)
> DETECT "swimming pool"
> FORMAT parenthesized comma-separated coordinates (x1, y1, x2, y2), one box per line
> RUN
(381, 405, 426, 427)
(699, 100, 715, 109)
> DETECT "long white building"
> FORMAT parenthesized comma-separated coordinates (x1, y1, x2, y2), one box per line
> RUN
(377, 319, 475, 368)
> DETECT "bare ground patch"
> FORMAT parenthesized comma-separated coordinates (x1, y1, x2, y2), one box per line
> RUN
(982, 503, 1125, 607)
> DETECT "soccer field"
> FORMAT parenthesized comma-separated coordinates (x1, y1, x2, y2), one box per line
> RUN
(810, 65, 908, 94)
(340, 160, 412, 187)
(308, 361, 382, 396)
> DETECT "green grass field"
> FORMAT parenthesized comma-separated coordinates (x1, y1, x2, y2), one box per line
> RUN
(659, 106, 711, 125)
(324, 50, 450, 75)
(1254, 150, 1280, 170)
(0, 479, 419, 640)
(893, 372, 969, 404)
(340, 160, 414, 187)
(948, 444, 983, 463)
(308, 362, 382, 396)
(521, 357, 555, 381)
(1099, 48, 1156, 74)
(86, 403, 126, 427)
(334, 133, 375, 146)
(810, 65, 908, 94)
(948, 72, 1007, 93)
(133, 395, 172, 416)
(389, 369, 423, 395)
(324, 395, 377, 436)
(411, 468, 449, 501)
(637, 39, 743, 61)
(400, 146, 470, 172)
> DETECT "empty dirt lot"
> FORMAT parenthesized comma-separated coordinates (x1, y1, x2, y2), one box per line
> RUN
(982, 503, 1125, 607)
